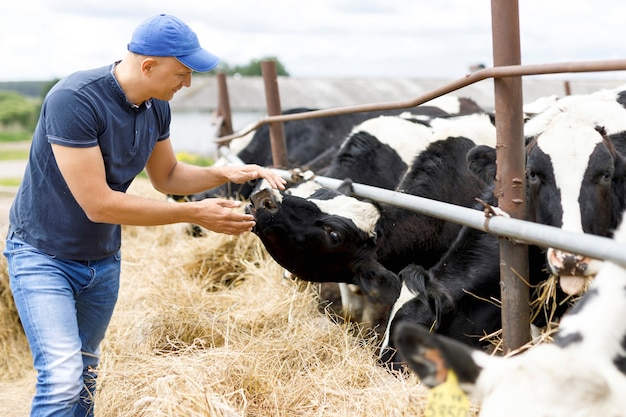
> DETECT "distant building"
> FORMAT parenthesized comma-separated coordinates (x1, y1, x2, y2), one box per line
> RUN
(170, 76, 626, 113)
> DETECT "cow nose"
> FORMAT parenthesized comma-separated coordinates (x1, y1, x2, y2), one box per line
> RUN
(547, 248, 589, 276)
(547, 247, 602, 295)
(250, 188, 279, 213)
(561, 253, 587, 275)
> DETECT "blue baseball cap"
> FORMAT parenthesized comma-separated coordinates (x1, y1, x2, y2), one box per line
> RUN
(128, 14, 220, 72)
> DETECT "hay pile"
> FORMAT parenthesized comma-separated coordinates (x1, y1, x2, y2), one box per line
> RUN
(0, 177, 583, 416)
(87, 180, 440, 417)
(0, 249, 32, 378)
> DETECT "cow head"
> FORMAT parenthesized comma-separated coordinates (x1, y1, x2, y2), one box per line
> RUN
(467, 120, 626, 296)
(526, 122, 625, 294)
(247, 179, 402, 319)
(379, 256, 502, 369)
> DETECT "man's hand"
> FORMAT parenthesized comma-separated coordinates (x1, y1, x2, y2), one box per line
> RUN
(224, 165, 287, 190)
(193, 198, 256, 235)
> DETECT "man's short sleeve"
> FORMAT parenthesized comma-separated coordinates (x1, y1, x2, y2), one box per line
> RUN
(44, 88, 101, 148)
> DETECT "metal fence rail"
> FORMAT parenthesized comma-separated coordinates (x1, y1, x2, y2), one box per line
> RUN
(272, 169, 626, 269)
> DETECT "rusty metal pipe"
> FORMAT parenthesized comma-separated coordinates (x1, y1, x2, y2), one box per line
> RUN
(215, 59, 626, 145)
(216, 73, 234, 137)
(261, 61, 288, 168)
(491, 0, 530, 353)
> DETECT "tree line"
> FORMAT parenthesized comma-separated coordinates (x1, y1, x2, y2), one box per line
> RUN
(214, 56, 289, 77)
(0, 91, 41, 132)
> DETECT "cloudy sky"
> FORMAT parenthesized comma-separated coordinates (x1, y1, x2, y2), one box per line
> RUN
(2, 0, 625, 82)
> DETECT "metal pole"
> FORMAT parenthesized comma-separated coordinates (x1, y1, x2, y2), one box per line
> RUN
(564, 80, 572, 96)
(261, 61, 288, 168)
(491, 0, 530, 352)
(216, 73, 234, 137)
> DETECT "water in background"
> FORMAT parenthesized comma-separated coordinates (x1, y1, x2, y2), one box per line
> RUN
(170, 111, 263, 159)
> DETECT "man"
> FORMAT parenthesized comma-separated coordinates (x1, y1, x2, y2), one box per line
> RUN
(3, 14, 286, 417)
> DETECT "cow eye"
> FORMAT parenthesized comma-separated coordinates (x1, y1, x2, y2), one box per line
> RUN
(321, 225, 341, 244)
(593, 167, 614, 185)
(527, 170, 539, 184)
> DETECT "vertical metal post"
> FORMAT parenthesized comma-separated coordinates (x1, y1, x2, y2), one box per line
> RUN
(564, 80, 572, 96)
(261, 61, 288, 168)
(491, 0, 530, 352)
(216, 73, 234, 137)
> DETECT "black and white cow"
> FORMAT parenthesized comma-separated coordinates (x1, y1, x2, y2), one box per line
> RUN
(325, 112, 497, 189)
(182, 107, 379, 201)
(275, 114, 433, 316)
(475, 87, 626, 292)
(319, 112, 496, 318)
(247, 112, 497, 335)
(527, 122, 626, 292)
(380, 86, 626, 364)
(322, 115, 435, 190)
(190, 97, 484, 202)
(392, 214, 626, 417)
(524, 85, 626, 290)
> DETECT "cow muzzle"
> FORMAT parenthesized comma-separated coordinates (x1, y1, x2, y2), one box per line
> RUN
(248, 188, 280, 216)
(547, 248, 599, 295)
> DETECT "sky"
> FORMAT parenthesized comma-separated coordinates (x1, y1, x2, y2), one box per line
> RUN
(1, 0, 625, 82)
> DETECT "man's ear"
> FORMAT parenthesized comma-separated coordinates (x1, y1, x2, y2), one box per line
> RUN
(393, 320, 482, 390)
(141, 57, 157, 76)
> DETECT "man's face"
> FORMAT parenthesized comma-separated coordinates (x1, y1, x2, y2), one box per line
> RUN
(145, 57, 193, 101)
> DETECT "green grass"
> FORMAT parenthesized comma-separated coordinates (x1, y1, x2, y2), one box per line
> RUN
(0, 149, 29, 160)
(0, 131, 32, 143)
(176, 151, 214, 167)
(0, 130, 32, 160)
(0, 178, 21, 187)
(133, 152, 213, 180)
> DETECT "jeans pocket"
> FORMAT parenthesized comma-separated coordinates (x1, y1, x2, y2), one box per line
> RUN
(5, 235, 52, 258)
(4, 234, 27, 254)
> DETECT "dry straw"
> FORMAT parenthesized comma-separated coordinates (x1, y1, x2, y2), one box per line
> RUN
(70, 180, 435, 416)
(1, 178, 581, 416)
(0, 250, 32, 378)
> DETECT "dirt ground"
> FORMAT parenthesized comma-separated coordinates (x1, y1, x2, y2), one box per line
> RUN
(0, 374, 36, 417)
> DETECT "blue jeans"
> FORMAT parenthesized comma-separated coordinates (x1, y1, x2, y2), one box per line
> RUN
(4, 230, 120, 417)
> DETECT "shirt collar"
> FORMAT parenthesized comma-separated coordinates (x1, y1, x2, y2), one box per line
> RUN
(109, 62, 152, 112)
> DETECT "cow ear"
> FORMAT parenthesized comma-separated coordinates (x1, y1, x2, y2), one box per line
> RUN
(336, 178, 354, 195)
(356, 261, 401, 306)
(467, 145, 496, 184)
(393, 320, 482, 391)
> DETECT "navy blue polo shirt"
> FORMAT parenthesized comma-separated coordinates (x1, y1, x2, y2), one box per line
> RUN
(9, 63, 171, 260)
